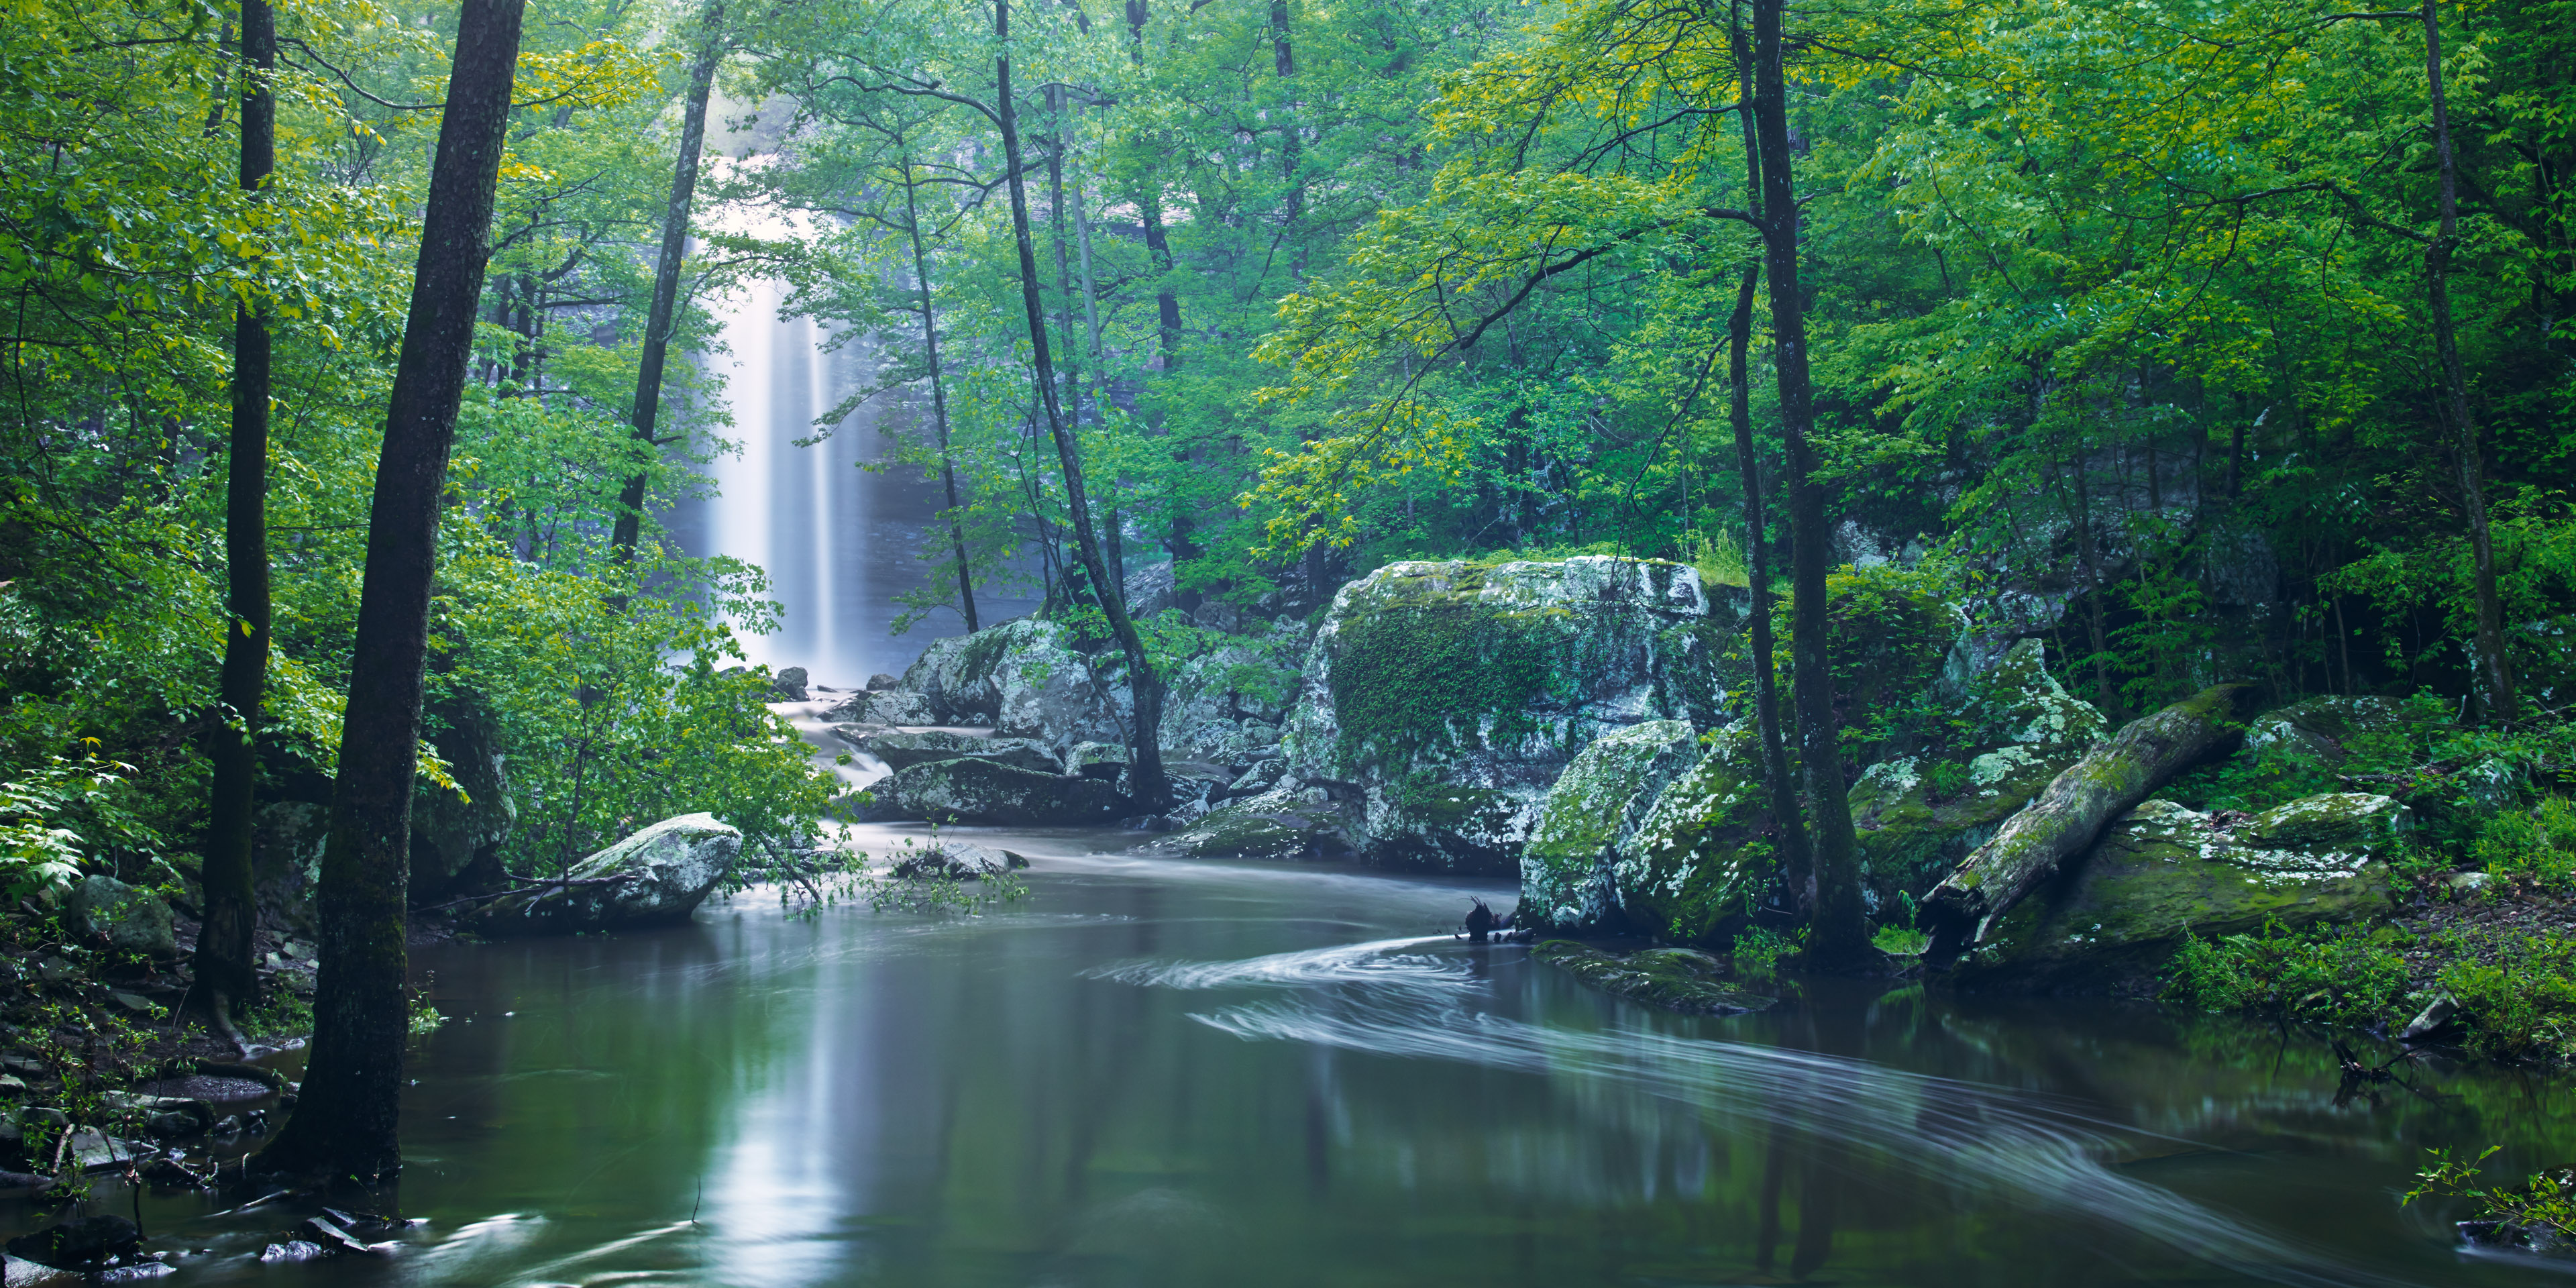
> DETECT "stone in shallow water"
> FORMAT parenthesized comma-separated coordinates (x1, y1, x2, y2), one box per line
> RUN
(889, 841, 1028, 881)
(5, 1214, 138, 1270)
(1532, 941, 1777, 1015)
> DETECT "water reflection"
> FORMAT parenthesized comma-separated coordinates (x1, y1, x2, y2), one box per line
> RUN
(13, 837, 2567, 1287)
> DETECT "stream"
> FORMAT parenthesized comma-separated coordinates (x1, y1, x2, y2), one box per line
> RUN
(18, 822, 2575, 1286)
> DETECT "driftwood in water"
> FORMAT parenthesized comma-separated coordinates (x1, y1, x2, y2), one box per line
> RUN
(1921, 682, 2256, 959)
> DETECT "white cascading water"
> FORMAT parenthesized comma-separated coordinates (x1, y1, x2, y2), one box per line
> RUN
(663, 273, 1036, 688)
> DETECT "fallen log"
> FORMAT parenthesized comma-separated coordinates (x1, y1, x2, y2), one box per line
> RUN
(1921, 682, 2257, 961)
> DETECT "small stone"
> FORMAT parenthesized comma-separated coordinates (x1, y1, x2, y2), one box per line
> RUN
(2401, 990, 2460, 1042)
(0, 1074, 25, 1095)
(34, 958, 74, 984)
(109, 992, 154, 1014)
(2447, 870, 2493, 895)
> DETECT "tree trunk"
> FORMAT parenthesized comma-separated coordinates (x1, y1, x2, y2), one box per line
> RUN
(900, 156, 978, 632)
(190, 0, 275, 1051)
(2421, 0, 2514, 722)
(996, 0, 1169, 810)
(1726, 19, 1810, 913)
(1919, 682, 2257, 959)
(254, 0, 526, 1181)
(608, 0, 724, 567)
(1271, 0, 1302, 278)
(1123, 0, 1184, 368)
(1749, 0, 1866, 965)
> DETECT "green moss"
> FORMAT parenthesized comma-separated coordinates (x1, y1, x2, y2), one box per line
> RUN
(1328, 594, 1568, 758)
(1532, 940, 1778, 1015)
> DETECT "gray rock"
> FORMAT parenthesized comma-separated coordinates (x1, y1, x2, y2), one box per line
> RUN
(252, 800, 328, 935)
(888, 759, 1128, 826)
(466, 813, 743, 936)
(824, 689, 941, 727)
(2401, 989, 2460, 1042)
(839, 729, 1059, 773)
(1522, 720, 1700, 930)
(866, 672, 901, 692)
(771, 666, 810, 701)
(888, 841, 1029, 880)
(1952, 796, 2399, 991)
(5, 1214, 138, 1270)
(64, 876, 174, 958)
(1161, 782, 1357, 861)
(1066, 741, 1129, 781)
(410, 704, 517, 902)
(1283, 556, 1735, 873)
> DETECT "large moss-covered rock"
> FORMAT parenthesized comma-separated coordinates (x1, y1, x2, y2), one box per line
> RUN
(1163, 781, 1358, 861)
(1847, 638, 2110, 909)
(888, 757, 1128, 826)
(1283, 557, 1736, 873)
(410, 702, 516, 902)
(1154, 630, 1306, 763)
(64, 875, 174, 958)
(1522, 719, 1699, 928)
(468, 813, 742, 936)
(1609, 727, 1778, 942)
(1532, 941, 1777, 1015)
(1953, 793, 2406, 991)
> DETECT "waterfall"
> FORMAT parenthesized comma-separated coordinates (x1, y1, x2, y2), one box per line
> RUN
(663, 274, 1036, 688)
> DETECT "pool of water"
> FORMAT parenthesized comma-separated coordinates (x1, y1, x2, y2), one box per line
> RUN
(14, 824, 2571, 1286)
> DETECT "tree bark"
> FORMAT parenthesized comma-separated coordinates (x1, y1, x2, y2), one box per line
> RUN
(1919, 682, 2257, 959)
(899, 156, 978, 631)
(1726, 19, 1811, 913)
(1749, 0, 1866, 965)
(2420, 0, 2514, 722)
(1122, 0, 1184, 368)
(996, 0, 1169, 810)
(608, 0, 724, 567)
(255, 0, 525, 1181)
(190, 0, 276, 1049)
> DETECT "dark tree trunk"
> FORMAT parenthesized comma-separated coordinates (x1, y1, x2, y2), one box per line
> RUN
(1123, 0, 1184, 368)
(1271, 0, 1302, 276)
(1727, 19, 1811, 912)
(1750, 0, 1867, 965)
(900, 158, 979, 632)
(2421, 0, 2514, 722)
(996, 0, 1169, 809)
(255, 0, 526, 1181)
(608, 0, 724, 567)
(189, 0, 276, 1051)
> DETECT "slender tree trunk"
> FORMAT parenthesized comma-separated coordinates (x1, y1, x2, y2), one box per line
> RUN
(255, 0, 525, 1180)
(2070, 449, 2118, 716)
(2421, 0, 2514, 721)
(997, 0, 1169, 810)
(1271, 0, 1303, 278)
(190, 0, 275, 1051)
(1046, 88, 1085, 431)
(900, 157, 978, 631)
(1123, 0, 1184, 368)
(608, 0, 724, 567)
(1727, 19, 1811, 914)
(1750, 0, 1866, 965)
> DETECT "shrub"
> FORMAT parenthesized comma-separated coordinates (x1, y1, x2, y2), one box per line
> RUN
(2161, 916, 2408, 1026)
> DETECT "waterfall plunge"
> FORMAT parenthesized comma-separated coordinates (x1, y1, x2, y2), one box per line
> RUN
(663, 274, 1035, 688)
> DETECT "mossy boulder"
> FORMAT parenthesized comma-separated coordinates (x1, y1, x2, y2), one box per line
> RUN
(1952, 793, 2406, 992)
(887, 757, 1128, 826)
(1522, 720, 1700, 928)
(1532, 941, 1777, 1015)
(1283, 556, 1737, 873)
(1162, 782, 1356, 861)
(1610, 727, 1781, 943)
(468, 813, 742, 936)
(64, 875, 174, 958)
(1847, 638, 2109, 909)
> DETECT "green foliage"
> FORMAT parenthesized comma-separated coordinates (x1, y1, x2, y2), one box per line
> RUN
(1732, 924, 1805, 977)
(1690, 533, 1751, 590)
(2408, 1146, 2576, 1245)
(2162, 916, 2409, 1026)
(0, 757, 158, 902)
(2434, 930, 2576, 1062)
(2471, 796, 2576, 890)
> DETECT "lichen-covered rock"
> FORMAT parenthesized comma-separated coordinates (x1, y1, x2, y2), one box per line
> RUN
(1155, 633, 1306, 763)
(1847, 638, 2109, 908)
(64, 875, 174, 957)
(1532, 941, 1777, 1015)
(887, 839, 1029, 880)
(1609, 727, 1779, 943)
(888, 757, 1127, 826)
(1162, 781, 1358, 861)
(1283, 556, 1737, 873)
(839, 729, 1059, 773)
(1952, 794, 2403, 991)
(2243, 695, 2418, 765)
(824, 688, 941, 727)
(1522, 720, 1699, 929)
(468, 813, 742, 936)
(1065, 741, 1129, 780)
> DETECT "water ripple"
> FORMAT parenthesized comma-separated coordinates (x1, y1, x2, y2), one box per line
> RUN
(1085, 935, 1474, 989)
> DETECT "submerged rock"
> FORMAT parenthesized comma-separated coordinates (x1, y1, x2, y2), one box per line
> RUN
(1522, 719, 1701, 930)
(467, 813, 743, 936)
(888, 758, 1127, 826)
(1161, 780, 1356, 861)
(5, 1215, 139, 1271)
(64, 875, 174, 958)
(1532, 941, 1776, 1015)
(1283, 556, 1735, 874)
(1951, 794, 2404, 991)
(841, 729, 1059, 773)
(888, 840, 1030, 880)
